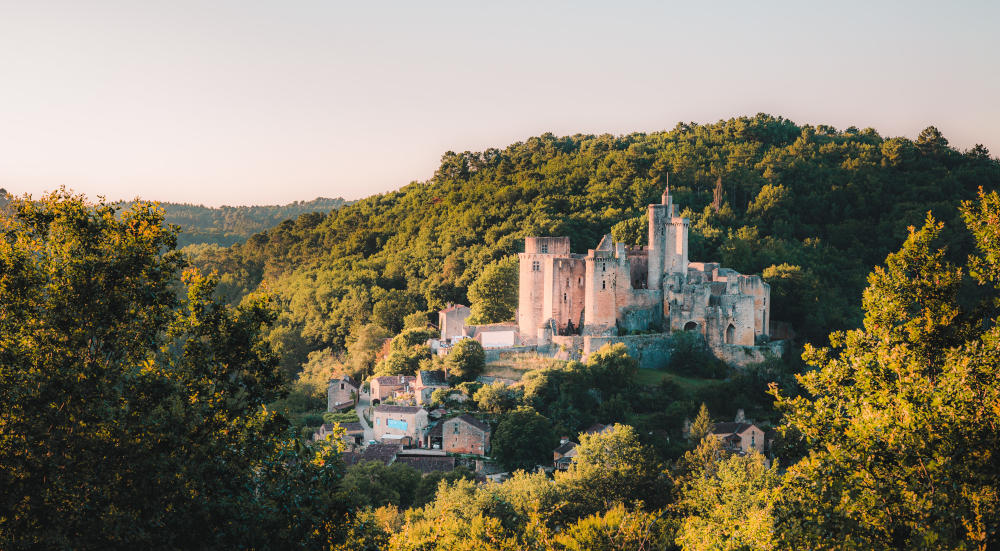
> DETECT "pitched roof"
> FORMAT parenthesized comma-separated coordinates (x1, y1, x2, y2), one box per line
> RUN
(329, 374, 358, 388)
(440, 304, 469, 313)
(372, 375, 415, 386)
(428, 422, 444, 438)
(712, 422, 757, 436)
(554, 441, 577, 455)
(374, 404, 425, 415)
(357, 443, 401, 465)
(417, 370, 448, 387)
(340, 422, 364, 434)
(447, 413, 491, 433)
(583, 423, 610, 435)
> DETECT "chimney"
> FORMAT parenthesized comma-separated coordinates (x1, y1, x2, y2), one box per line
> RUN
(559, 436, 569, 445)
(735, 409, 746, 423)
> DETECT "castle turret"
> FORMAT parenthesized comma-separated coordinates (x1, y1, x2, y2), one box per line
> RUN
(647, 174, 689, 290)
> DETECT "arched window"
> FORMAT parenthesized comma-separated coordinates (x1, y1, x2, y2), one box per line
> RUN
(683, 321, 698, 331)
(602, 280, 606, 290)
(726, 323, 736, 344)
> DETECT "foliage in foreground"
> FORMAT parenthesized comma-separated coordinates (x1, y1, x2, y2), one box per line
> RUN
(0, 191, 350, 549)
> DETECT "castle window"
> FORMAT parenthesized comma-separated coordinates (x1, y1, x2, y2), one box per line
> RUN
(563, 293, 567, 302)
(602, 280, 606, 290)
(532, 261, 540, 271)
(453, 424, 459, 434)
(602, 263, 606, 272)
(539, 242, 548, 253)
(578, 277, 582, 286)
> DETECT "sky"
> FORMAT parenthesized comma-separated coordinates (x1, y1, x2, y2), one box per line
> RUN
(1, 1, 997, 206)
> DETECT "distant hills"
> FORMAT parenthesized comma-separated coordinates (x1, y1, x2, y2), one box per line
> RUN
(124, 197, 350, 247)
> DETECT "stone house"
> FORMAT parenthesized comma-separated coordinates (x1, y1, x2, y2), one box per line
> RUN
(439, 304, 471, 341)
(553, 437, 577, 471)
(413, 370, 449, 406)
(519, 175, 770, 347)
(373, 404, 429, 446)
(370, 375, 415, 403)
(711, 422, 765, 454)
(442, 414, 491, 456)
(327, 375, 358, 411)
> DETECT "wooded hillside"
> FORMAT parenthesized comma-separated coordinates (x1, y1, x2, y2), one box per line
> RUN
(187, 114, 1000, 374)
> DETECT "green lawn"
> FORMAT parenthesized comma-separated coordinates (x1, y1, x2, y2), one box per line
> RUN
(483, 352, 565, 381)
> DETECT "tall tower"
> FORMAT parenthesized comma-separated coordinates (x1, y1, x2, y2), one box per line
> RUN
(647, 174, 689, 290)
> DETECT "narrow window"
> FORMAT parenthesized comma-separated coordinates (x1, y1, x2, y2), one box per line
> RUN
(578, 277, 582, 286)
(563, 293, 567, 302)
(602, 280, 606, 289)
(453, 424, 459, 434)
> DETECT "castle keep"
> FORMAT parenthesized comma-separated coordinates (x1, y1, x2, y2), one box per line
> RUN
(518, 178, 771, 349)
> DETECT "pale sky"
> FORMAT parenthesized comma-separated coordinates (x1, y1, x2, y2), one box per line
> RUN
(1, 1, 997, 206)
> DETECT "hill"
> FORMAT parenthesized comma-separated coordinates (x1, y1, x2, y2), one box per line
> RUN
(186, 114, 1000, 375)
(125, 196, 349, 247)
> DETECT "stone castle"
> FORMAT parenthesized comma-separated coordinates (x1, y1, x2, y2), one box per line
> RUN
(518, 177, 771, 350)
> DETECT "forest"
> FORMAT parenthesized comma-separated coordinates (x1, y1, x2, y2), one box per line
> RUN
(182, 115, 1000, 378)
(125, 196, 348, 247)
(2, 115, 1000, 549)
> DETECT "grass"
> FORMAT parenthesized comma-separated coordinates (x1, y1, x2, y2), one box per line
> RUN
(483, 352, 566, 381)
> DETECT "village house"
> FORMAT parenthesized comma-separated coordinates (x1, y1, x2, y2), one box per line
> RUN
(327, 375, 358, 412)
(412, 370, 449, 406)
(313, 421, 365, 450)
(553, 437, 577, 471)
(442, 414, 491, 456)
(439, 304, 471, 341)
(370, 375, 416, 403)
(373, 404, 429, 446)
(711, 422, 766, 454)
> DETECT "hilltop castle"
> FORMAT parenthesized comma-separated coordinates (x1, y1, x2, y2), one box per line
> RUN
(518, 177, 771, 349)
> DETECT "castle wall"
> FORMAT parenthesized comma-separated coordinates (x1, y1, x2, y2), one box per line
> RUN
(541, 256, 586, 334)
(738, 275, 771, 338)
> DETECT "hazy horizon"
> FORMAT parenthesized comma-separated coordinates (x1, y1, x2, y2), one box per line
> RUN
(2, 1, 997, 207)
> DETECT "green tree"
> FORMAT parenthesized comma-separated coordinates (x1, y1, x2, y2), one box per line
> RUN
(474, 381, 522, 414)
(346, 323, 391, 379)
(466, 256, 518, 324)
(674, 447, 780, 551)
(492, 406, 555, 471)
(688, 403, 714, 442)
(772, 196, 1000, 550)
(556, 503, 670, 551)
(338, 460, 422, 510)
(555, 424, 666, 520)
(446, 338, 486, 381)
(0, 191, 350, 549)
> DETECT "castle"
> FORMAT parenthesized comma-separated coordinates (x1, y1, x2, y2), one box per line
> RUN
(518, 177, 771, 349)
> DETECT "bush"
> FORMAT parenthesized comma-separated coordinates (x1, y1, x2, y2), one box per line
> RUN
(667, 331, 729, 378)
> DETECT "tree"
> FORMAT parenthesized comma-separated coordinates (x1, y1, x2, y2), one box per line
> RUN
(674, 448, 780, 551)
(474, 381, 522, 414)
(555, 424, 666, 520)
(346, 323, 391, 379)
(688, 403, 714, 442)
(445, 338, 485, 381)
(466, 256, 518, 324)
(338, 461, 422, 510)
(491, 407, 555, 472)
(772, 195, 1000, 550)
(556, 503, 670, 551)
(0, 191, 350, 549)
